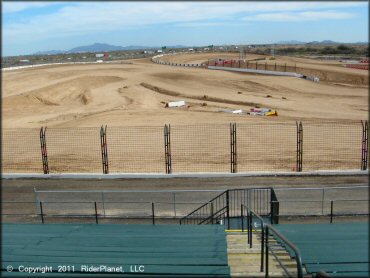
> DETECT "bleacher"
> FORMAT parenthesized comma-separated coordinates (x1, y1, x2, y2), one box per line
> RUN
(274, 222, 369, 277)
(2, 224, 230, 277)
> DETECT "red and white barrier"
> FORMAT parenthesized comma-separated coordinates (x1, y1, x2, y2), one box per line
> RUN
(345, 64, 369, 70)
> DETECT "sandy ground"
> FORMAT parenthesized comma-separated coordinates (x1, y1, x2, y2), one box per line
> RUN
(2, 53, 368, 128)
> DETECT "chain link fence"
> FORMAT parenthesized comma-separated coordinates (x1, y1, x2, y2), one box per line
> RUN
(2, 121, 368, 173)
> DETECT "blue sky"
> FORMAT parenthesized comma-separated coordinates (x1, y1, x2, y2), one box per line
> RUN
(2, 1, 369, 56)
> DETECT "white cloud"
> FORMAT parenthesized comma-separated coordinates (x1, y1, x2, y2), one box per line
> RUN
(243, 10, 355, 22)
(3, 2, 367, 43)
(2, 2, 62, 13)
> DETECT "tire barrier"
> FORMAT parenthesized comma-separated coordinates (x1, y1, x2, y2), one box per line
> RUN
(151, 53, 202, 68)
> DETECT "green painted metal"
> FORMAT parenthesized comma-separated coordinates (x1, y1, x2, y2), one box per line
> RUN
(2, 224, 230, 277)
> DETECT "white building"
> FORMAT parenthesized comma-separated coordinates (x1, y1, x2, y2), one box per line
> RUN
(96, 53, 104, 58)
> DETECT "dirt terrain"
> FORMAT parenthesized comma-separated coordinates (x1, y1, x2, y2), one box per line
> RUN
(2, 53, 368, 128)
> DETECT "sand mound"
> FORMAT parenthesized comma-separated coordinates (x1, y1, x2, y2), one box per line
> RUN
(2, 54, 368, 128)
(3, 75, 123, 108)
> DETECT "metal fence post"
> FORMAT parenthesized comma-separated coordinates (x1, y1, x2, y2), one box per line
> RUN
(249, 211, 253, 248)
(241, 205, 244, 232)
(94, 202, 98, 224)
(40, 201, 44, 224)
(330, 200, 333, 223)
(361, 120, 368, 170)
(39, 127, 49, 174)
(226, 190, 230, 230)
(261, 224, 265, 272)
(164, 124, 172, 174)
(230, 123, 237, 173)
(101, 192, 106, 217)
(296, 122, 303, 172)
(265, 226, 269, 278)
(173, 192, 176, 218)
(210, 203, 214, 224)
(100, 125, 109, 174)
(152, 202, 155, 225)
(322, 188, 325, 215)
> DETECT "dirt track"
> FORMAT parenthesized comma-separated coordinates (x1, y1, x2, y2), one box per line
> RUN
(2, 175, 368, 202)
(2, 53, 368, 128)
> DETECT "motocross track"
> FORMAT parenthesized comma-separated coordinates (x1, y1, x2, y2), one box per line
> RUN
(2, 52, 368, 128)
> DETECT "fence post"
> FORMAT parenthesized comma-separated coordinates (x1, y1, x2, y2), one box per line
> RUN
(330, 200, 333, 223)
(40, 201, 44, 224)
(261, 224, 265, 272)
(284, 63, 287, 72)
(270, 189, 280, 224)
(226, 190, 230, 230)
(173, 192, 176, 218)
(100, 125, 109, 174)
(101, 192, 106, 217)
(39, 127, 49, 174)
(241, 205, 244, 232)
(296, 122, 303, 172)
(152, 202, 155, 225)
(249, 211, 253, 248)
(230, 123, 237, 173)
(265, 227, 269, 278)
(94, 202, 98, 224)
(210, 203, 214, 224)
(361, 120, 368, 170)
(164, 124, 172, 174)
(256, 61, 258, 70)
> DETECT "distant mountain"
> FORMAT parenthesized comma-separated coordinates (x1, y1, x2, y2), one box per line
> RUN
(34, 50, 65, 55)
(276, 40, 306, 45)
(275, 40, 358, 45)
(67, 43, 127, 53)
(33, 43, 189, 55)
(306, 40, 339, 45)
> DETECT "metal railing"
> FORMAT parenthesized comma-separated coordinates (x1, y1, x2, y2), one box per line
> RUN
(2, 200, 211, 224)
(241, 204, 303, 277)
(179, 188, 273, 228)
(265, 224, 304, 278)
(179, 190, 228, 225)
(242, 205, 265, 272)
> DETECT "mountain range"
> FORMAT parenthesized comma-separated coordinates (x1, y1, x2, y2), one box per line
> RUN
(33, 43, 187, 55)
(33, 41, 368, 55)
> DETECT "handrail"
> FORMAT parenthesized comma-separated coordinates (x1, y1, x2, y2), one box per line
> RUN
(180, 188, 274, 225)
(265, 224, 304, 278)
(179, 190, 227, 224)
(199, 206, 227, 225)
(242, 204, 265, 272)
